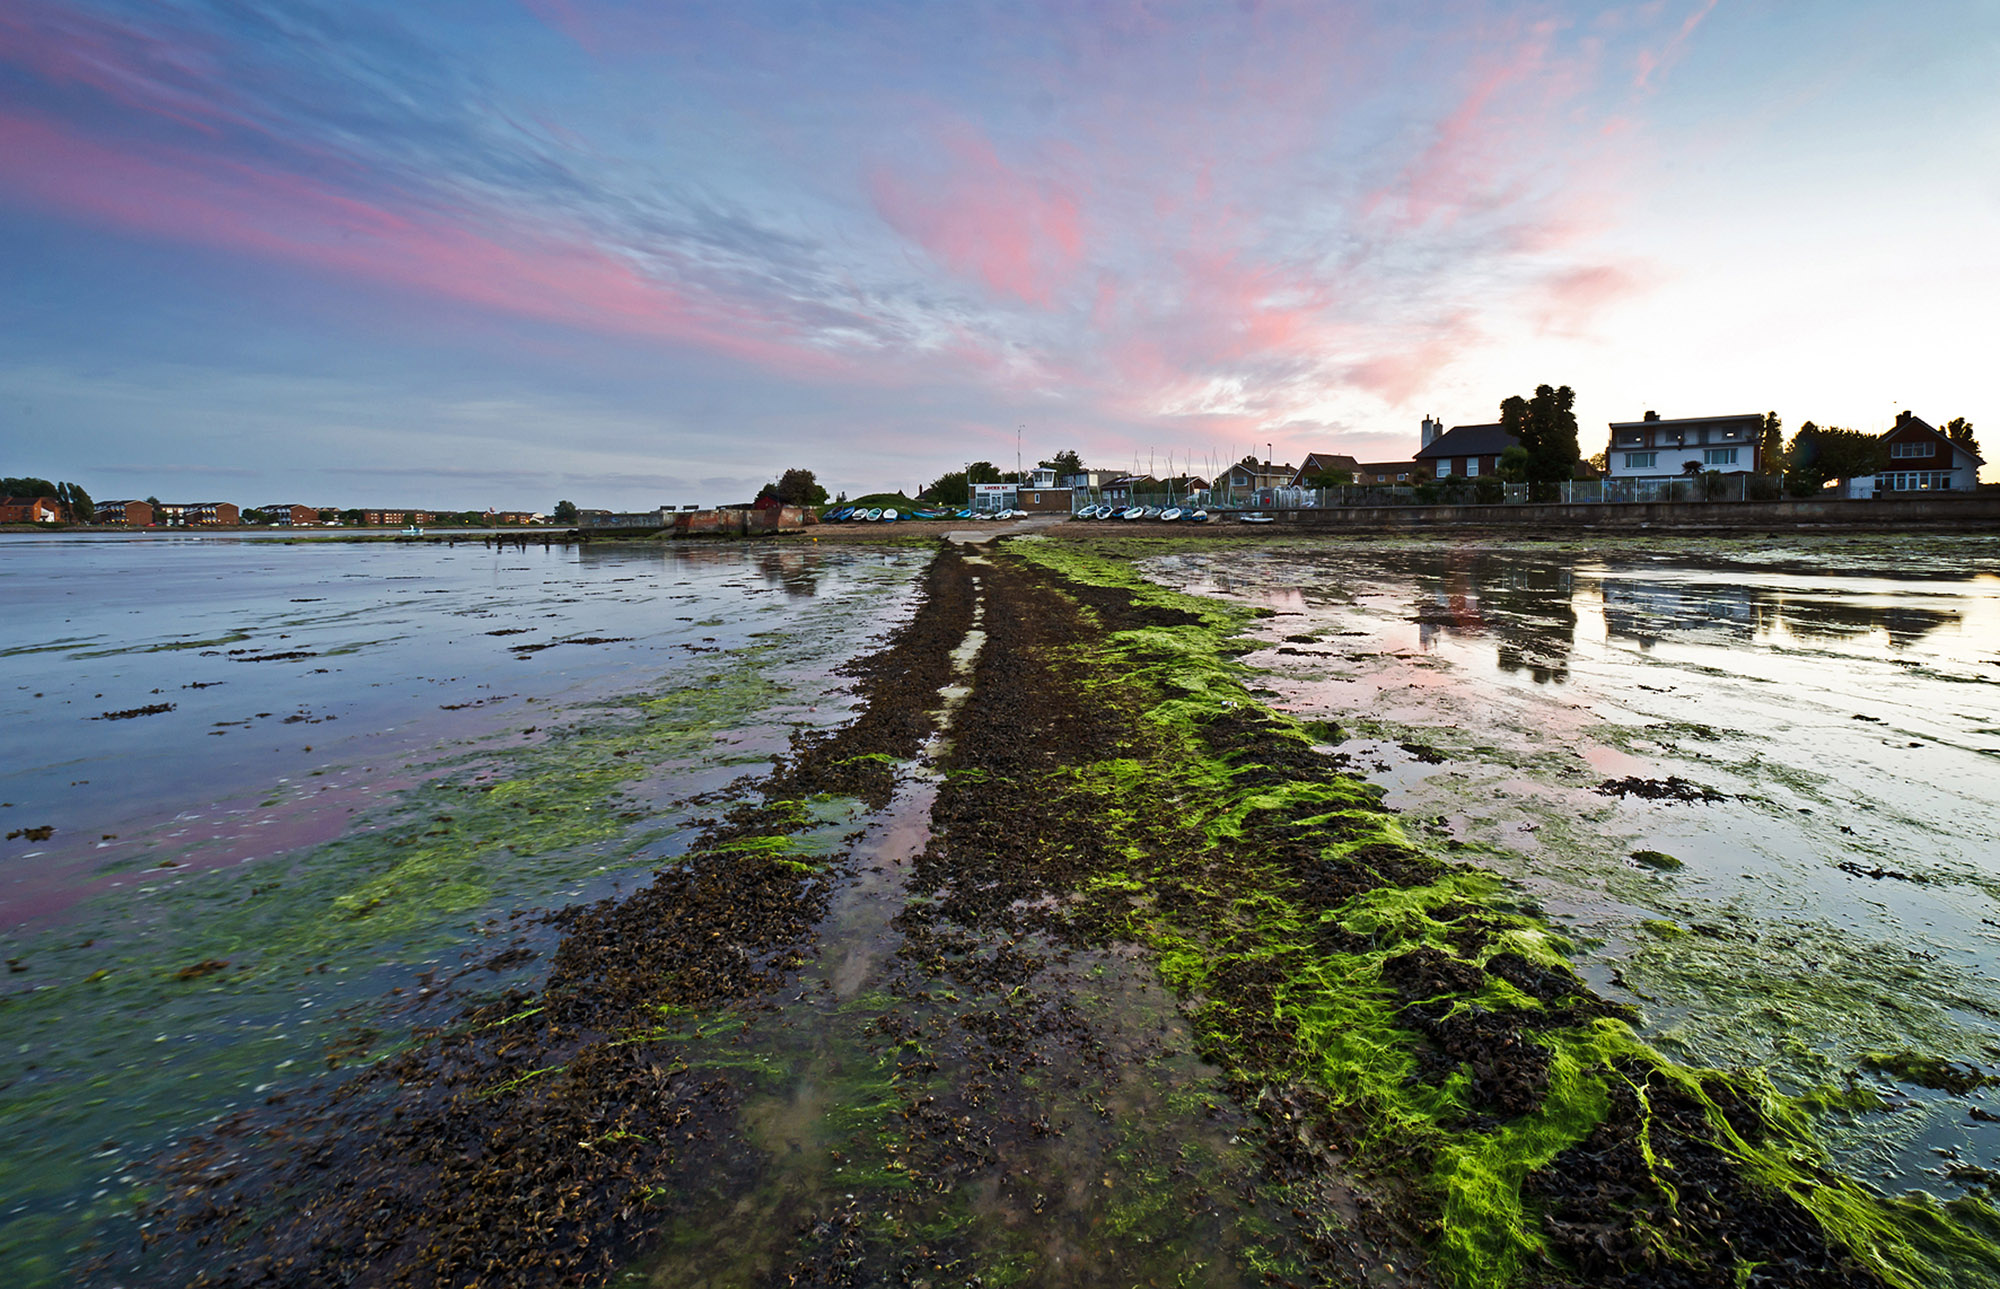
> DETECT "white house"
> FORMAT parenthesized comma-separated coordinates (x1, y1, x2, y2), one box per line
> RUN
(1605, 411, 1766, 480)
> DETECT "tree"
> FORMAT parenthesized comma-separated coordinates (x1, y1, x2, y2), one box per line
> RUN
(240, 508, 271, 525)
(1498, 384, 1580, 498)
(1302, 468, 1353, 489)
(1944, 417, 1981, 459)
(0, 476, 57, 498)
(552, 499, 579, 524)
(1758, 412, 1783, 474)
(1499, 445, 1533, 482)
(922, 470, 970, 505)
(339, 508, 364, 526)
(55, 481, 92, 522)
(1784, 422, 1882, 496)
(766, 468, 828, 507)
(1039, 450, 1085, 479)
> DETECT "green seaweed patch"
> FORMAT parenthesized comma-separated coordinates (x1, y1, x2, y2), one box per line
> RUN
(1630, 849, 1684, 871)
(1001, 538, 2000, 1289)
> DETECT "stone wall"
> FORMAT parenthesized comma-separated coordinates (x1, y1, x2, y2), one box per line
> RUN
(1267, 493, 2000, 532)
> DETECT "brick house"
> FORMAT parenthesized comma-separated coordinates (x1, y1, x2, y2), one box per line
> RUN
(1287, 453, 1362, 486)
(360, 510, 436, 526)
(1414, 423, 1519, 480)
(158, 502, 241, 526)
(259, 504, 319, 525)
(1874, 411, 1983, 492)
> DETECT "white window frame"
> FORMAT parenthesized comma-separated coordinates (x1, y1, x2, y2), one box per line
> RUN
(1624, 452, 1657, 469)
(1890, 441, 1936, 459)
(1703, 448, 1739, 466)
(1434, 460, 1452, 477)
(1465, 458, 1480, 477)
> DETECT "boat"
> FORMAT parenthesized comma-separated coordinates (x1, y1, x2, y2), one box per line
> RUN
(401, 526, 425, 536)
(881, 508, 899, 522)
(827, 506, 851, 521)
(1240, 513, 1275, 524)
(1160, 507, 1183, 522)
(1189, 508, 1211, 523)
(1123, 506, 1145, 521)
(865, 508, 883, 521)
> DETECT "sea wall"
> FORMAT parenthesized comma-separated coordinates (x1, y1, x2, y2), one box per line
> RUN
(1265, 492, 2000, 532)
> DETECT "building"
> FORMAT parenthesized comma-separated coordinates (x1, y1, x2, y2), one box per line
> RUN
(482, 510, 539, 525)
(157, 502, 241, 526)
(1288, 453, 1362, 486)
(259, 504, 319, 526)
(1604, 411, 1765, 481)
(1415, 421, 1518, 480)
(1355, 462, 1416, 486)
(93, 499, 154, 526)
(1100, 474, 1153, 503)
(1873, 411, 1982, 492)
(360, 510, 436, 526)
(1215, 459, 1295, 497)
(1018, 486, 1072, 512)
(1057, 469, 1117, 491)
(583, 508, 671, 527)
(970, 482, 1017, 512)
(0, 495, 65, 524)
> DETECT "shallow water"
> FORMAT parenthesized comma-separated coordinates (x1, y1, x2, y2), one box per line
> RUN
(0, 533, 931, 1281)
(1139, 534, 2000, 1202)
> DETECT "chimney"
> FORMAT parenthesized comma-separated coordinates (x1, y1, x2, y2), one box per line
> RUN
(1896, 410, 1911, 427)
(1643, 410, 1659, 422)
(1421, 415, 1441, 448)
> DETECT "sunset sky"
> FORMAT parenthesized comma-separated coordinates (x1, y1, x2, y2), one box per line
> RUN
(3, 0, 1995, 507)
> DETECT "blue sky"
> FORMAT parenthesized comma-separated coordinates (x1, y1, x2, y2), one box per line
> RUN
(2, 0, 1995, 507)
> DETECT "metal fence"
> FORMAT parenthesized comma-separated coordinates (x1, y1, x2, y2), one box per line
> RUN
(1188, 475, 1784, 510)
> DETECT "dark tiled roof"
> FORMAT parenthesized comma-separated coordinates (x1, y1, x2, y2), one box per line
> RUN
(1415, 423, 1516, 459)
(1607, 412, 1761, 430)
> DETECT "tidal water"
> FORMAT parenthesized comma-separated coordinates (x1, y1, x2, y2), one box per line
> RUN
(0, 532, 932, 1280)
(1142, 533, 2000, 1201)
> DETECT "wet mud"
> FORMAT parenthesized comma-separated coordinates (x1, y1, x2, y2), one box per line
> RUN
(103, 540, 2000, 1288)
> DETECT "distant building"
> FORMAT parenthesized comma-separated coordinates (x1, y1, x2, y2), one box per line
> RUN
(1215, 459, 1294, 497)
(360, 510, 436, 526)
(157, 502, 241, 526)
(1355, 461, 1416, 486)
(0, 495, 65, 524)
(1415, 423, 1518, 480)
(1057, 469, 1117, 491)
(1100, 475, 1153, 503)
(482, 510, 539, 525)
(1018, 486, 1072, 512)
(93, 499, 154, 526)
(1874, 411, 1982, 492)
(259, 504, 318, 526)
(1604, 411, 1765, 480)
(1288, 452, 1362, 486)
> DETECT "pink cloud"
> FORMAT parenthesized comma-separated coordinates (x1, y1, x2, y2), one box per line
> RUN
(1635, 0, 1720, 90)
(869, 126, 1086, 307)
(0, 110, 822, 373)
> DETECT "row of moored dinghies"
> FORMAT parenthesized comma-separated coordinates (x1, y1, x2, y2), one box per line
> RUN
(1072, 504, 1213, 522)
(819, 505, 1035, 522)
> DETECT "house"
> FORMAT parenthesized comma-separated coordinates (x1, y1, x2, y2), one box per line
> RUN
(1288, 453, 1362, 486)
(1415, 421, 1518, 480)
(360, 509, 436, 526)
(1355, 461, 1416, 486)
(259, 504, 318, 526)
(94, 499, 154, 526)
(1057, 469, 1117, 491)
(157, 502, 241, 526)
(1215, 460, 1294, 497)
(483, 510, 539, 525)
(1874, 411, 1982, 492)
(0, 495, 65, 524)
(1604, 411, 1765, 480)
(1101, 474, 1154, 503)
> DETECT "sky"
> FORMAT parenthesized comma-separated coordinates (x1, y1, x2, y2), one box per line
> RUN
(2, 0, 1996, 508)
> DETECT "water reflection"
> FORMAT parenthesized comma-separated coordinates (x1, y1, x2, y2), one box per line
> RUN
(1404, 549, 1578, 684)
(1602, 578, 1963, 651)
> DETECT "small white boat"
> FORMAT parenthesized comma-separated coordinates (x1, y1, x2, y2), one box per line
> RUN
(401, 526, 425, 536)
(1189, 509, 1211, 523)
(865, 508, 883, 521)
(1123, 506, 1145, 521)
(1240, 513, 1274, 524)
(1160, 507, 1183, 522)
(882, 508, 899, 521)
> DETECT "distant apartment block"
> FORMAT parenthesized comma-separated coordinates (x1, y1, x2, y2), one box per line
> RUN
(483, 510, 539, 525)
(94, 499, 155, 526)
(361, 510, 436, 526)
(259, 504, 319, 525)
(1605, 411, 1765, 480)
(0, 495, 66, 523)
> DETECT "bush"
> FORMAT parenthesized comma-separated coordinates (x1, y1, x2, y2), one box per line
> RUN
(1473, 476, 1504, 505)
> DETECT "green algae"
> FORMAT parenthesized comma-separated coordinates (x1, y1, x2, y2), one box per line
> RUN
(1011, 536, 2000, 1287)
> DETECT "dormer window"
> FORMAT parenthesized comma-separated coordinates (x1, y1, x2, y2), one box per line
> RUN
(1890, 442, 1937, 459)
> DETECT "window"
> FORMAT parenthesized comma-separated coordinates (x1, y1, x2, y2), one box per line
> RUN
(1624, 452, 1657, 469)
(1703, 448, 1739, 466)
(1435, 461, 1452, 477)
(1465, 458, 1480, 477)
(1890, 441, 1936, 459)
(1881, 471, 1953, 491)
